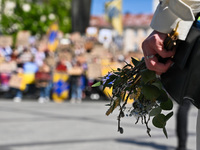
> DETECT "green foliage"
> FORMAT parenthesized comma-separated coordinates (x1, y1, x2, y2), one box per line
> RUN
(157, 89, 169, 102)
(152, 111, 173, 138)
(160, 98, 173, 110)
(152, 114, 166, 128)
(92, 81, 102, 87)
(92, 57, 174, 138)
(149, 107, 162, 116)
(141, 85, 160, 100)
(141, 69, 156, 84)
(0, 0, 72, 37)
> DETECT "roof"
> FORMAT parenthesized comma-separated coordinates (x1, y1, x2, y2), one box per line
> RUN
(89, 13, 153, 28)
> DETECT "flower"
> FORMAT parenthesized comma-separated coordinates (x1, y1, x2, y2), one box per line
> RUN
(92, 57, 173, 138)
(48, 13, 56, 20)
(40, 15, 46, 22)
(22, 4, 31, 12)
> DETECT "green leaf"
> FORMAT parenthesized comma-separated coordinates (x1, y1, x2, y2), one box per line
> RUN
(152, 114, 166, 128)
(157, 89, 168, 102)
(163, 127, 168, 138)
(142, 85, 160, 101)
(152, 80, 163, 90)
(131, 57, 140, 66)
(163, 112, 173, 138)
(160, 98, 173, 110)
(141, 69, 156, 84)
(149, 107, 162, 116)
(92, 81, 102, 87)
(165, 111, 173, 121)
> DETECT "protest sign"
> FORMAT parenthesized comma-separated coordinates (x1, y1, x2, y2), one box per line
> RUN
(0, 36, 13, 47)
(16, 31, 31, 47)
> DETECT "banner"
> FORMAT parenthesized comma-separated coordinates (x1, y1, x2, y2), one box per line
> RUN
(47, 23, 59, 52)
(9, 74, 26, 91)
(105, 0, 123, 35)
(16, 31, 31, 47)
(0, 36, 13, 47)
(52, 72, 70, 103)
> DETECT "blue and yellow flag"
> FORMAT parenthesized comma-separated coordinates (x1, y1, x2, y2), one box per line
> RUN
(105, 0, 123, 35)
(47, 23, 59, 52)
(52, 73, 70, 103)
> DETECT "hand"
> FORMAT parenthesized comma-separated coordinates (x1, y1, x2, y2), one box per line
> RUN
(142, 30, 176, 75)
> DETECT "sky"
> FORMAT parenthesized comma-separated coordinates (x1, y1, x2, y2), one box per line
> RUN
(91, 0, 154, 16)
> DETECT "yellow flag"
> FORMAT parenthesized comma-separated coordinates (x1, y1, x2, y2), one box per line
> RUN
(105, 0, 123, 35)
(47, 23, 59, 52)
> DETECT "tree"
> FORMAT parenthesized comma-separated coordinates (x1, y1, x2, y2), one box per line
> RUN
(0, 0, 72, 37)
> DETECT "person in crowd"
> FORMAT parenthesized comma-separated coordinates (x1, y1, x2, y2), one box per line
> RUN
(74, 43, 85, 55)
(12, 67, 25, 102)
(69, 57, 83, 103)
(34, 46, 46, 67)
(35, 59, 51, 103)
(43, 51, 56, 102)
(10, 48, 19, 61)
(13, 56, 38, 102)
(17, 47, 33, 68)
(0, 46, 12, 61)
(0, 57, 17, 93)
(55, 58, 68, 72)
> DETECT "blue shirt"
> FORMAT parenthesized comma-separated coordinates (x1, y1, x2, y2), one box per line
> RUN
(23, 62, 38, 73)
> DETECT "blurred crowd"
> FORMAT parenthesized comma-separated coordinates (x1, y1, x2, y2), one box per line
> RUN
(0, 32, 114, 103)
(0, 34, 90, 103)
(0, 28, 143, 103)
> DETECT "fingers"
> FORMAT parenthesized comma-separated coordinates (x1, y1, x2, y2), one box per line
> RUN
(149, 33, 175, 58)
(142, 30, 176, 74)
(145, 56, 173, 74)
(154, 44, 176, 58)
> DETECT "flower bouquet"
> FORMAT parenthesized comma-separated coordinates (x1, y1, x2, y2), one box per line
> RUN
(92, 24, 180, 138)
(92, 57, 173, 138)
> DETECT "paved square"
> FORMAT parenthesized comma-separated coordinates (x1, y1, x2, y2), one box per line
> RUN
(0, 99, 197, 150)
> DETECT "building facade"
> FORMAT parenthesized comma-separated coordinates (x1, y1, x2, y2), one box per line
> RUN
(89, 13, 153, 54)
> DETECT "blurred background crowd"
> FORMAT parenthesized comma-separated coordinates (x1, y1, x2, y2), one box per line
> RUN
(0, 28, 138, 103)
(0, 0, 159, 103)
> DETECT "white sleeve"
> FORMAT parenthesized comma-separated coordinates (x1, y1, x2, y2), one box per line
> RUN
(151, 0, 200, 40)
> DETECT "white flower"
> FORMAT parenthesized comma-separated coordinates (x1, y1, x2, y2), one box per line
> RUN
(22, 4, 31, 12)
(12, 23, 19, 30)
(4, 1, 15, 16)
(40, 15, 46, 22)
(48, 13, 56, 20)
(5, 1, 15, 9)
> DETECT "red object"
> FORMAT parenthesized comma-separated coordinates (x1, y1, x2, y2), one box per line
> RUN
(56, 63, 67, 71)
(35, 72, 51, 81)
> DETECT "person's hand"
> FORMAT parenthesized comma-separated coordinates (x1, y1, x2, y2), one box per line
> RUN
(142, 30, 176, 75)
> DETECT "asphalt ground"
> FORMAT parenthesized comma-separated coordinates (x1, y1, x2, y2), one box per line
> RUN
(0, 99, 197, 150)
